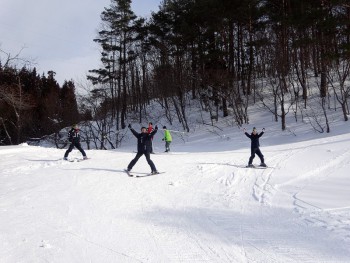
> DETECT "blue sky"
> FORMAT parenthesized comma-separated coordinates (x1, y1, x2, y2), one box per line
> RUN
(0, 0, 161, 85)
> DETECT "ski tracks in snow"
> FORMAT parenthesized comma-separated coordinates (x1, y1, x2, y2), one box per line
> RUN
(201, 149, 350, 262)
(193, 161, 295, 262)
(268, 141, 350, 245)
(290, 149, 350, 244)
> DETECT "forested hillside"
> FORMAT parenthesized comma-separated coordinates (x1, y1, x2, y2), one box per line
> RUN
(1, 0, 349, 146)
(87, 0, 349, 138)
(0, 63, 81, 145)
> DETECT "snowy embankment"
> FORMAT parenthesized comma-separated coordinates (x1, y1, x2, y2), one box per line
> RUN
(1, 116, 350, 262)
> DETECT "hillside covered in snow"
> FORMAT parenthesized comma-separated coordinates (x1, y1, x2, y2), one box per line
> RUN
(1, 106, 350, 262)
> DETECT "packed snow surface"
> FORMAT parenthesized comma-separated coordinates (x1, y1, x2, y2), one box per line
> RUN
(1, 120, 350, 262)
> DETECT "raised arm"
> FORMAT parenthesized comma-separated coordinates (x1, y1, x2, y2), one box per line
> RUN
(243, 128, 251, 138)
(258, 128, 265, 138)
(128, 124, 139, 138)
(149, 125, 158, 136)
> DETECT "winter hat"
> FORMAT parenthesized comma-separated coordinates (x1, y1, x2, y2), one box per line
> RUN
(252, 127, 257, 131)
(72, 124, 79, 129)
(163, 126, 167, 129)
(141, 126, 147, 130)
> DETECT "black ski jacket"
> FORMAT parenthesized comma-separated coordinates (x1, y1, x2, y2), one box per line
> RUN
(130, 128, 158, 153)
(245, 131, 264, 149)
(68, 128, 81, 144)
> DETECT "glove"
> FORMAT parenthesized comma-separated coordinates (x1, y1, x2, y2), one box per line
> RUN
(155, 125, 158, 130)
(262, 128, 265, 132)
(128, 124, 131, 129)
(162, 138, 164, 141)
(243, 128, 246, 132)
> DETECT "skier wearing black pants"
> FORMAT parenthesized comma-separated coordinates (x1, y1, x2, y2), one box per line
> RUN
(244, 127, 267, 167)
(127, 124, 159, 174)
(64, 124, 87, 160)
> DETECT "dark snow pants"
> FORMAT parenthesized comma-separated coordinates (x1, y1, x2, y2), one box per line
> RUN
(165, 141, 171, 152)
(64, 142, 86, 158)
(128, 152, 157, 172)
(248, 147, 264, 165)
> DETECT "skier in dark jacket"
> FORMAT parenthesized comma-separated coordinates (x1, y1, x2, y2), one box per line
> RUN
(64, 124, 87, 160)
(244, 127, 266, 167)
(126, 124, 159, 174)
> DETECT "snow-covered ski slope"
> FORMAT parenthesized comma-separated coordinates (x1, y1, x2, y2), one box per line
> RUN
(1, 112, 350, 262)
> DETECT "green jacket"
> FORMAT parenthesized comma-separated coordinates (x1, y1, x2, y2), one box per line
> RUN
(164, 129, 172, 142)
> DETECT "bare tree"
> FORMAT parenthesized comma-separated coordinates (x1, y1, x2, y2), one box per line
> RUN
(328, 60, 350, 121)
(0, 46, 34, 68)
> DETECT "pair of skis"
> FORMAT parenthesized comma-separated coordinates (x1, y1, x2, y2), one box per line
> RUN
(65, 157, 89, 162)
(245, 165, 269, 169)
(124, 169, 165, 178)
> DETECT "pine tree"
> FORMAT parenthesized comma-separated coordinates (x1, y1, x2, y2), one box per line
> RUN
(88, 0, 137, 130)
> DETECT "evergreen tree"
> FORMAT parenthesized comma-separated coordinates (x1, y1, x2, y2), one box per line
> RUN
(88, 0, 138, 130)
(60, 80, 80, 127)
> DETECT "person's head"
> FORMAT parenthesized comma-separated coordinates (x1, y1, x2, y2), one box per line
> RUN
(141, 127, 147, 133)
(148, 122, 153, 127)
(72, 124, 79, 130)
(163, 126, 167, 130)
(252, 127, 257, 134)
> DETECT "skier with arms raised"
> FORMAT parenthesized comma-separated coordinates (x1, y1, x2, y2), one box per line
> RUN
(244, 127, 267, 168)
(126, 124, 159, 175)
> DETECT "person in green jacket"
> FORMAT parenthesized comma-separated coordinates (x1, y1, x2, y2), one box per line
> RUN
(162, 126, 172, 152)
